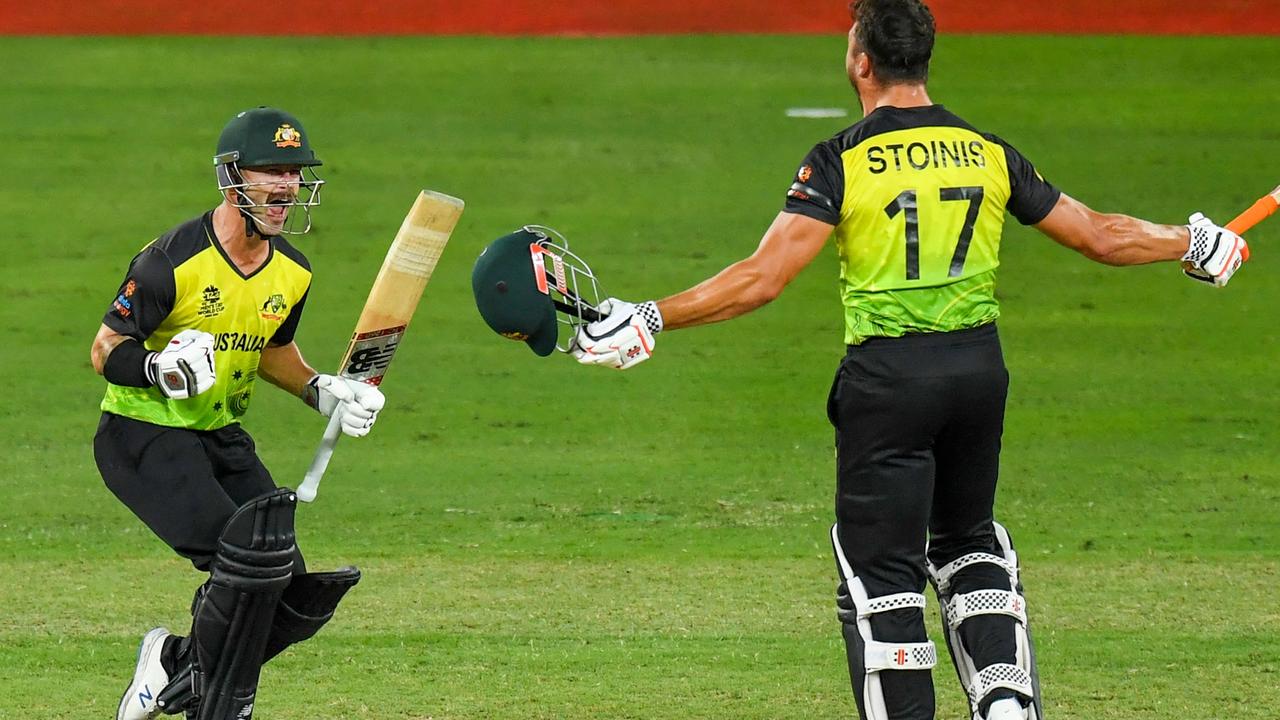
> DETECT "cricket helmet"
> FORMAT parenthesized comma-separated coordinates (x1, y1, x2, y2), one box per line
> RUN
(214, 106, 324, 235)
(472, 226, 604, 357)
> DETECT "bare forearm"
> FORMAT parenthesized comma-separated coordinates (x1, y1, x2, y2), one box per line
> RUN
(91, 329, 130, 375)
(655, 212, 833, 331)
(1037, 194, 1190, 266)
(258, 342, 317, 397)
(657, 259, 780, 331)
(1087, 213, 1190, 266)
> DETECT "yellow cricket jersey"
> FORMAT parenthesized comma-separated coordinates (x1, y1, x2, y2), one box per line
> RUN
(101, 211, 312, 430)
(784, 105, 1061, 345)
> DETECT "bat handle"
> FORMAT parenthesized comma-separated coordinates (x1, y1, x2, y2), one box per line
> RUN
(1226, 195, 1279, 263)
(298, 408, 345, 503)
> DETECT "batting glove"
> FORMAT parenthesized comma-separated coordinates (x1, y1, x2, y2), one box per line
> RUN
(570, 298, 661, 370)
(148, 329, 216, 399)
(303, 374, 386, 437)
(1182, 212, 1247, 287)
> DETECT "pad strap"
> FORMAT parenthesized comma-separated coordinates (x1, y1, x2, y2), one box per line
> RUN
(970, 662, 1035, 705)
(944, 589, 1027, 629)
(861, 592, 927, 618)
(861, 592, 937, 671)
(932, 552, 1015, 594)
(865, 640, 938, 671)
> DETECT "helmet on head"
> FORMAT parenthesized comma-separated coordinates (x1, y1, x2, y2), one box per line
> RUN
(472, 226, 604, 357)
(214, 106, 324, 235)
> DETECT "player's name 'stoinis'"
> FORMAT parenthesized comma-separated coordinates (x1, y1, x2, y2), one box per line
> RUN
(867, 139, 989, 174)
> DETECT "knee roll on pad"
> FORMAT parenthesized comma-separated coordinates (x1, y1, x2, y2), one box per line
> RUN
(831, 525, 938, 720)
(263, 566, 361, 662)
(186, 488, 297, 720)
(928, 522, 1043, 720)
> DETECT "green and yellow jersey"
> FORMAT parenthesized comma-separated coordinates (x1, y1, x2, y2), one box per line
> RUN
(101, 211, 312, 430)
(784, 105, 1060, 345)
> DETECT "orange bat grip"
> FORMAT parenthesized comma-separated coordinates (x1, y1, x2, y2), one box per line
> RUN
(1224, 194, 1278, 263)
(1226, 195, 1278, 236)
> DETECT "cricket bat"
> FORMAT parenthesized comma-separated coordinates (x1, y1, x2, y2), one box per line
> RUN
(1227, 184, 1280, 262)
(297, 190, 465, 503)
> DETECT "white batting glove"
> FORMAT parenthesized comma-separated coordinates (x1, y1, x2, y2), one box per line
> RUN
(304, 374, 386, 437)
(1182, 213, 1247, 287)
(570, 299, 661, 370)
(148, 329, 216, 399)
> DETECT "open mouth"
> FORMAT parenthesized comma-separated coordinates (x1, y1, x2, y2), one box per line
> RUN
(265, 197, 293, 220)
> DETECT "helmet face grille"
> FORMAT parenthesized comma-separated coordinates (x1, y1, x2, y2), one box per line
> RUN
(522, 225, 604, 352)
(216, 161, 325, 236)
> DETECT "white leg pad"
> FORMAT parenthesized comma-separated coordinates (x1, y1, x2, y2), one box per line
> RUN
(928, 522, 1042, 720)
(832, 525, 938, 720)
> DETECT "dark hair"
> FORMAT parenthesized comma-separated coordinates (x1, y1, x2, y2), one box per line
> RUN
(851, 0, 936, 83)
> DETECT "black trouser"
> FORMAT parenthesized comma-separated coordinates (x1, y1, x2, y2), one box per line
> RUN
(94, 412, 307, 681)
(827, 324, 1012, 720)
(94, 412, 305, 573)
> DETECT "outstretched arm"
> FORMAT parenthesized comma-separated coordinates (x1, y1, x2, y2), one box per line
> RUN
(569, 211, 833, 370)
(656, 211, 834, 330)
(1033, 193, 1190, 266)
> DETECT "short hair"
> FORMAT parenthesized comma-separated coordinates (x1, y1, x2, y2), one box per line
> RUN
(851, 0, 936, 84)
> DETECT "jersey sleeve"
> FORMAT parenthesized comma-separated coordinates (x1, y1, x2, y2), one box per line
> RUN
(102, 246, 176, 341)
(270, 286, 309, 346)
(783, 141, 844, 226)
(986, 134, 1061, 225)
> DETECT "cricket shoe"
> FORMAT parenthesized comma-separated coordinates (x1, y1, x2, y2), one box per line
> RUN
(116, 627, 170, 720)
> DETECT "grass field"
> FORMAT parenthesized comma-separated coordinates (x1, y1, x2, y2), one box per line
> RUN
(0, 33, 1278, 719)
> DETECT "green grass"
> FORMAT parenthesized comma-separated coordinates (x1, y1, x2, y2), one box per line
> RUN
(1, 33, 1278, 718)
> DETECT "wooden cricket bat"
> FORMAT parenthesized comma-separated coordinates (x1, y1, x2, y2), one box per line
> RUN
(297, 190, 465, 503)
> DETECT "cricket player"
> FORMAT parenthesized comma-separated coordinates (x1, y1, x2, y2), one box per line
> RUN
(91, 106, 384, 720)
(568, 2, 1247, 719)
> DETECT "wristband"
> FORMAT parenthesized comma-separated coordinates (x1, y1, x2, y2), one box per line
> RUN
(103, 338, 156, 388)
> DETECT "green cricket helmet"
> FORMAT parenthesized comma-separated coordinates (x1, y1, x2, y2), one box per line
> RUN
(472, 226, 604, 357)
(214, 106, 324, 235)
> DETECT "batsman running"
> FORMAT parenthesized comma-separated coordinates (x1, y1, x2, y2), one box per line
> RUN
(563, 2, 1248, 719)
(91, 107, 384, 720)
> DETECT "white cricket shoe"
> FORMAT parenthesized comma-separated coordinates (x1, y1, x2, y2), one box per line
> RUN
(116, 627, 170, 720)
(986, 698, 1027, 720)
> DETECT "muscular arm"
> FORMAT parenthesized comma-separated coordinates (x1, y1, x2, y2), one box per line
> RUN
(656, 211, 834, 330)
(258, 342, 318, 397)
(1034, 193, 1190, 266)
(90, 324, 132, 375)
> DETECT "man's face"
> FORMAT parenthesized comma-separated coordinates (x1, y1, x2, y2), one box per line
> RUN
(236, 165, 304, 235)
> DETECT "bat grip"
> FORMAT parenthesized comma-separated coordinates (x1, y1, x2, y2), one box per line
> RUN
(1226, 195, 1278, 263)
(297, 408, 345, 503)
(1227, 196, 1278, 236)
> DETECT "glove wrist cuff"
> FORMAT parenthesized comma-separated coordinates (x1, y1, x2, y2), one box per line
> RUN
(1183, 215, 1213, 263)
(300, 374, 322, 412)
(637, 300, 664, 334)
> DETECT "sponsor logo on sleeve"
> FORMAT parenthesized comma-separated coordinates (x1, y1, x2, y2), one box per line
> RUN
(113, 277, 139, 317)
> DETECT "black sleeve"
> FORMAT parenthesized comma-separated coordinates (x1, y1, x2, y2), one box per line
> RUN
(783, 141, 844, 226)
(270, 286, 309, 346)
(987, 134, 1061, 225)
(102, 246, 175, 341)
